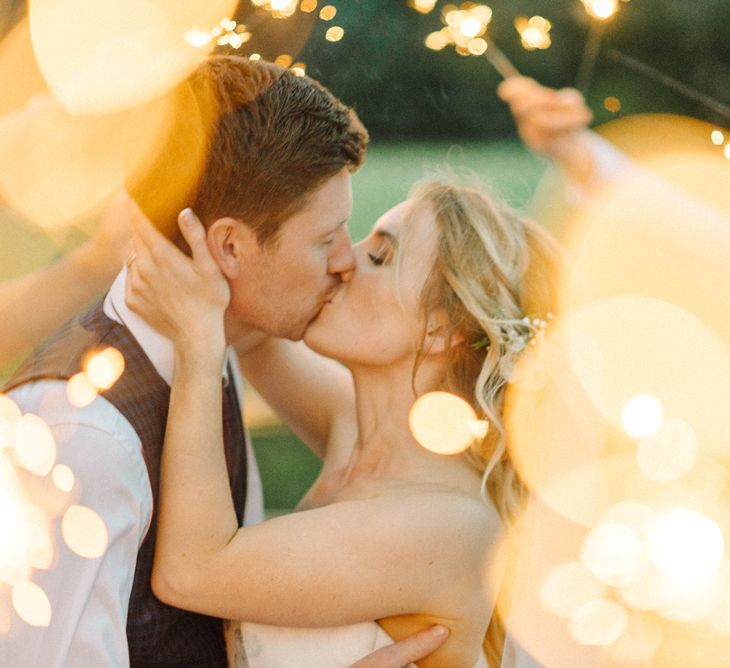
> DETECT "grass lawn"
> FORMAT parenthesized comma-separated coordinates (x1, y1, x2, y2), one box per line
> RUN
(252, 138, 547, 512)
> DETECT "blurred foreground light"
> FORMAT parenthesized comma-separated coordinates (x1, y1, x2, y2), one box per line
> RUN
(580, 522, 646, 587)
(711, 130, 725, 146)
(647, 509, 724, 585)
(300, 0, 318, 12)
(15, 414, 56, 477)
(52, 465, 75, 493)
(637, 418, 698, 482)
(539, 561, 608, 618)
(62, 505, 108, 559)
(0, 91, 177, 229)
(0, 395, 22, 450)
(568, 599, 628, 645)
(84, 347, 125, 391)
(725, 144, 730, 160)
(29, 0, 238, 115)
(409, 392, 482, 455)
(621, 393, 663, 439)
(11, 581, 51, 627)
(66, 373, 99, 408)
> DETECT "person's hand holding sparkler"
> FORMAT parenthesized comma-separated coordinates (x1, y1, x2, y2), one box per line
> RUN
(498, 76, 600, 188)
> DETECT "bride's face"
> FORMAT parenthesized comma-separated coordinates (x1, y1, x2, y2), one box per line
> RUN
(304, 200, 439, 366)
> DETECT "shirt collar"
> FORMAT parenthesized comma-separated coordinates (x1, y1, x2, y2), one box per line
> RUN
(103, 267, 229, 386)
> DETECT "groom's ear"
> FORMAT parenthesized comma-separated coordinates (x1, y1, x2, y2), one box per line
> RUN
(207, 217, 252, 280)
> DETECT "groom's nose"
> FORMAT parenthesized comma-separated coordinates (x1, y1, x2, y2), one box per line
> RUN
(327, 226, 356, 283)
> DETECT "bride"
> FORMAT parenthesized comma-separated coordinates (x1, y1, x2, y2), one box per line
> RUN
(125, 178, 559, 667)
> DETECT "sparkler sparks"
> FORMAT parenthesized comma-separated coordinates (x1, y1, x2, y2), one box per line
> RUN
(184, 18, 252, 50)
(514, 16, 552, 51)
(424, 3, 519, 78)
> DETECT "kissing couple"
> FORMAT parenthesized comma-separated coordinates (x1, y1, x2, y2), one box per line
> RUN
(6, 55, 559, 667)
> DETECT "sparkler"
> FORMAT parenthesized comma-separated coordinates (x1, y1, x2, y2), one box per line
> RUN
(514, 16, 552, 51)
(607, 49, 730, 124)
(424, 3, 520, 80)
(576, 0, 629, 93)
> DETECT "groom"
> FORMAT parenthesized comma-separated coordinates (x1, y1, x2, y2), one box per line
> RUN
(2, 56, 446, 666)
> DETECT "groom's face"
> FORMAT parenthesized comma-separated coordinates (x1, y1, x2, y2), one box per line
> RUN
(226, 168, 356, 341)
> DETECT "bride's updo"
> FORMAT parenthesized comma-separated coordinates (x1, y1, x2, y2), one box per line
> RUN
(405, 179, 561, 665)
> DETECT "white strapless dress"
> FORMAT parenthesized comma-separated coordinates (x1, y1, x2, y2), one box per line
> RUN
(226, 620, 489, 668)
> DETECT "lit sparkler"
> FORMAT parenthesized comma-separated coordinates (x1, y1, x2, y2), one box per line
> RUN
(514, 15, 552, 51)
(576, 0, 629, 93)
(184, 17, 253, 50)
(424, 3, 520, 79)
(250, 0, 299, 19)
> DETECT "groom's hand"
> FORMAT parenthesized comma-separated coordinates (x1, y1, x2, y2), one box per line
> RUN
(348, 625, 449, 668)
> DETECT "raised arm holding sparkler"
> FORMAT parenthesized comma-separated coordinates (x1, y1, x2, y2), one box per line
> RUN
(497, 76, 606, 190)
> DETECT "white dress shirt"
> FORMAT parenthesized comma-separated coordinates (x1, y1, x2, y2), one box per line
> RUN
(2, 267, 263, 667)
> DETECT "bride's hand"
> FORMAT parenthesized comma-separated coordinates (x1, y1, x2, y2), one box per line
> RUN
(125, 204, 230, 361)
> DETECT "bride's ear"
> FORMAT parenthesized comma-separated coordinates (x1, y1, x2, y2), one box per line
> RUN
(422, 309, 463, 355)
(207, 217, 252, 279)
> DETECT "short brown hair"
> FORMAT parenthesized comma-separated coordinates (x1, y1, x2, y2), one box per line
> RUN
(127, 56, 368, 247)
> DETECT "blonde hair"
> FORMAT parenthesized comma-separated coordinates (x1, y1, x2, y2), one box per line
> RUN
(406, 179, 561, 667)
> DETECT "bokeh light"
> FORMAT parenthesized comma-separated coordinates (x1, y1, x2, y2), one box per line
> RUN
(62, 505, 108, 559)
(28, 0, 238, 115)
(84, 347, 125, 391)
(0, 91, 177, 229)
(539, 561, 608, 618)
(11, 581, 51, 627)
(580, 521, 646, 587)
(408, 391, 482, 455)
(319, 5, 337, 20)
(604, 96, 622, 112)
(568, 599, 628, 646)
(621, 393, 663, 439)
(325, 26, 344, 42)
(51, 465, 75, 493)
(711, 130, 725, 146)
(14, 414, 56, 477)
(647, 509, 724, 585)
(66, 372, 99, 408)
(636, 418, 698, 482)
(409, 0, 437, 13)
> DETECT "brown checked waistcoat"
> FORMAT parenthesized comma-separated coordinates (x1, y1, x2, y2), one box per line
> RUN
(4, 299, 247, 667)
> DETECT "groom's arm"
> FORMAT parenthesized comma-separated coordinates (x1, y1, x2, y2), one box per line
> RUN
(349, 626, 450, 668)
(2, 382, 151, 666)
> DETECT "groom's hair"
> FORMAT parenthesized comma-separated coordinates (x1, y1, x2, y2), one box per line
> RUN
(127, 55, 368, 248)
